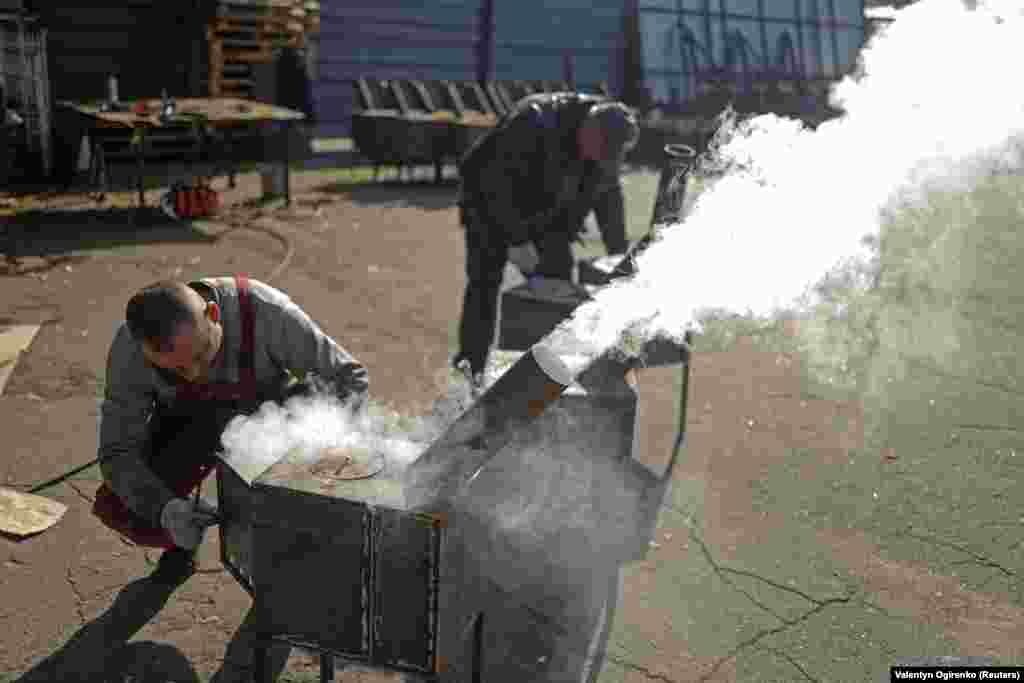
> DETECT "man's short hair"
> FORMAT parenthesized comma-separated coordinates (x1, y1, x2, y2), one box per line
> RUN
(587, 102, 640, 160)
(125, 281, 199, 352)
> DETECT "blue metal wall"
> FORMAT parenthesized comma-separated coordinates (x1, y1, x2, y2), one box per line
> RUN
(636, 0, 865, 111)
(312, 0, 865, 140)
(314, 0, 484, 139)
(490, 0, 625, 92)
(313, 0, 629, 140)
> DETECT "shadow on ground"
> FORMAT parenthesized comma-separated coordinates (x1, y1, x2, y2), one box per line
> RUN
(15, 577, 196, 683)
(1, 208, 215, 262)
(12, 575, 294, 683)
(314, 174, 459, 212)
(208, 608, 292, 683)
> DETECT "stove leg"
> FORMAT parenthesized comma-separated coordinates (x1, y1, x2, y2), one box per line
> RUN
(320, 652, 335, 682)
(252, 639, 271, 683)
(471, 612, 485, 683)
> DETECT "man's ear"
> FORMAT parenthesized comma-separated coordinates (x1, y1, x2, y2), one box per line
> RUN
(206, 301, 222, 324)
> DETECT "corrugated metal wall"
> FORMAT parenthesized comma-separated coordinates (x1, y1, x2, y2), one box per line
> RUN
(313, 0, 629, 141)
(491, 0, 625, 92)
(636, 0, 865, 113)
(314, 0, 483, 139)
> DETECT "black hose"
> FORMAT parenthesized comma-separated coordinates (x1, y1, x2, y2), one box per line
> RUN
(15, 449, 130, 495)
(26, 457, 103, 494)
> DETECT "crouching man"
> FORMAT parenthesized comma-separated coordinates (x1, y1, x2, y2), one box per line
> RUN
(93, 275, 369, 584)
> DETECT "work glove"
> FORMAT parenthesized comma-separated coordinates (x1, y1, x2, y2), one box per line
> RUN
(160, 497, 220, 551)
(507, 241, 540, 276)
(455, 358, 484, 399)
(525, 276, 585, 300)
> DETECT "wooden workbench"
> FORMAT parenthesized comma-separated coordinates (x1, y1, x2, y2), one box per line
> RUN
(64, 97, 305, 129)
(58, 97, 306, 208)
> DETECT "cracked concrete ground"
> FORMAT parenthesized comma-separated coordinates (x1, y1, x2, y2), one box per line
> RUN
(2, 172, 1023, 682)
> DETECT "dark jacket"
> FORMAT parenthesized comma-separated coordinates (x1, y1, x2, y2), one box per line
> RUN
(457, 92, 623, 247)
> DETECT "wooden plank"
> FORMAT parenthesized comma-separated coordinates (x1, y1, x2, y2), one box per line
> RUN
(0, 325, 41, 396)
(220, 78, 256, 90)
(213, 15, 300, 32)
(220, 49, 277, 63)
(208, 27, 224, 97)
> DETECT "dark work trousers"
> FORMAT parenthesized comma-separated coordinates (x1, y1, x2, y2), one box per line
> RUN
(456, 209, 576, 376)
(455, 182, 626, 374)
(591, 183, 628, 256)
(92, 403, 247, 549)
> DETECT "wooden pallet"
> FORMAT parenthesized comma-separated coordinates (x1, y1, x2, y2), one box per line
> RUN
(217, 0, 319, 28)
(207, 0, 320, 97)
(211, 19, 305, 48)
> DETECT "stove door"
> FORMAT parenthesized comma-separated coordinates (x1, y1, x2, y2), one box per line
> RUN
(371, 507, 442, 674)
(251, 490, 372, 659)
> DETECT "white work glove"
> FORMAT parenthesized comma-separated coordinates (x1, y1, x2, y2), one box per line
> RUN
(160, 497, 220, 551)
(507, 241, 540, 276)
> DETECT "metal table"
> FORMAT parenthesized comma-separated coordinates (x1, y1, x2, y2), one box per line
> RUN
(58, 97, 305, 208)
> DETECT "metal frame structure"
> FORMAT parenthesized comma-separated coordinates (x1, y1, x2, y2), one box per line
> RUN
(0, 10, 51, 177)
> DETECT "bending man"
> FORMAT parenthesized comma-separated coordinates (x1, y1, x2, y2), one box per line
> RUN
(453, 92, 640, 378)
(93, 275, 369, 583)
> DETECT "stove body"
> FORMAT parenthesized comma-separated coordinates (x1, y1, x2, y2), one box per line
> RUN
(218, 335, 691, 682)
(218, 455, 443, 676)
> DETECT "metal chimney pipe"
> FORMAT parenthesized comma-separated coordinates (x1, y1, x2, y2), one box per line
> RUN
(612, 143, 697, 280)
(649, 143, 697, 228)
(403, 333, 640, 512)
(403, 346, 575, 509)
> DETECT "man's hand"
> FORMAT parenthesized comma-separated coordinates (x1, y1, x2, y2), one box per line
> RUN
(507, 241, 540, 276)
(160, 497, 220, 550)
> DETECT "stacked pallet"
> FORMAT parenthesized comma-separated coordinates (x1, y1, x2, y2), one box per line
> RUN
(207, 0, 320, 98)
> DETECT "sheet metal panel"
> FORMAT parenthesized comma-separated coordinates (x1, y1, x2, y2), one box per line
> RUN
(313, 0, 481, 139)
(637, 0, 865, 112)
(491, 0, 625, 93)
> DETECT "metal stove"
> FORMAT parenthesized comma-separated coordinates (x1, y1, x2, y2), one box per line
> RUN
(218, 330, 691, 683)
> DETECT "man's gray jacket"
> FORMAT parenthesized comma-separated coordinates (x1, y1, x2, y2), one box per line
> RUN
(98, 277, 369, 525)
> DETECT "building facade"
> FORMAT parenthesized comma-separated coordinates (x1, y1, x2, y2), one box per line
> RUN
(633, 0, 865, 116)
(315, 0, 864, 140)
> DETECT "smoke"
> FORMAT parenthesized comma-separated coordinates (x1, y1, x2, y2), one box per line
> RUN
(446, 399, 653, 673)
(562, 0, 1024, 393)
(219, 372, 492, 486)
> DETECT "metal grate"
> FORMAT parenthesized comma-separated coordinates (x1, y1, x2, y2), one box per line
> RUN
(0, 11, 51, 176)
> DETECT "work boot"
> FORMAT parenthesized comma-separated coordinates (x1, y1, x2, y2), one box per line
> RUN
(149, 547, 197, 585)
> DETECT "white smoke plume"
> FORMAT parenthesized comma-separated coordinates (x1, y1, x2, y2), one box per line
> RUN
(563, 0, 1024, 366)
(219, 374, 486, 484)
